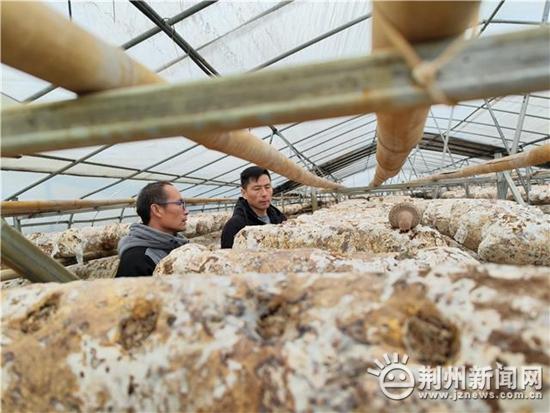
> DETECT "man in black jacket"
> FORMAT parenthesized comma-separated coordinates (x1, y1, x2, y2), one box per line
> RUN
(116, 181, 189, 277)
(221, 166, 286, 248)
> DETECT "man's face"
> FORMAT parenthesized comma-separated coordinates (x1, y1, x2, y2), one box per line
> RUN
(242, 174, 273, 213)
(155, 184, 188, 234)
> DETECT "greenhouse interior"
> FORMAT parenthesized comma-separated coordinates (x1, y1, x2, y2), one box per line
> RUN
(1, 0, 549, 411)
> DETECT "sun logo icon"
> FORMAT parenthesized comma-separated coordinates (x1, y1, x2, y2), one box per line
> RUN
(367, 352, 416, 400)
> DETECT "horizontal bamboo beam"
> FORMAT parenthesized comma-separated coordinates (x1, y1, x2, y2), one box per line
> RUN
(2, 27, 549, 159)
(0, 219, 78, 283)
(322, 169, 550, 195)
(1, 199, 135, 217)
(1, 1, 338, 190)
(410, 144, 550, 184)
(0, 157, 240, 187)
(1, 197, 239, 217)
(1, 96, 232, 188)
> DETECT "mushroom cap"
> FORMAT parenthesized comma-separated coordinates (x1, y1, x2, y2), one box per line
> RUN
(388, 202, 421, 231)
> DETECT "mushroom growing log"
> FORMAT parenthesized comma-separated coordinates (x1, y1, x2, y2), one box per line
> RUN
(2, 263, 548, 412)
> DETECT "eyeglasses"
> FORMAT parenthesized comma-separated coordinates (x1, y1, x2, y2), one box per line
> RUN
(158, 199, 186, 209)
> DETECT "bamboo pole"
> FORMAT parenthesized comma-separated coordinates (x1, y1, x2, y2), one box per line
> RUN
(370, 1, 480, 186)
(1, 199, 135, 217)
(409, 144, 550, 184)
(321, 170, 550, 195)
(0, 1, 160, 93)
(0, 197, 239, 217)
(0, 1, 339, 189)
(1, 255, 120, 282)
(0, 268, 21, 282)
(0, 219, 78, 283)
(3, 26, 548, 160)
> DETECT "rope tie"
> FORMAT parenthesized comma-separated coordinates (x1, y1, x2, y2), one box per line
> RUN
(375, 7, 476, 106)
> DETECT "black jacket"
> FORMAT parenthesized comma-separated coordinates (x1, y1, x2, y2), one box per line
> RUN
(116, 246, 168, 277)
(221, 198, 286, 248)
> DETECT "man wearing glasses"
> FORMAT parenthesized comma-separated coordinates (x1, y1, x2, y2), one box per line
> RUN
(221, 166, 287, 248)
(116, 181, 189, 277)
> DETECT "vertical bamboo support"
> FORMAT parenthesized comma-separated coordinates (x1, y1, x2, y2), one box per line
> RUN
(311, 191, 318, 212)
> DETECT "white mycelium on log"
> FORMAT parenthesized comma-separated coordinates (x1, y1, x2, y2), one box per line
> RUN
(26, 223, 128, 262)
(233, 199, 447, 255)
(422, 199, 550, 265)
(1, 256, 120, 290)
(441, 184, 550, 204)
(232, 198, 548, 265)
(24, 212, 234, 262)
(182, 212, 231, 238)
(154, 245, 477, 276)
(2, 263, 548, 412)
(189, 230, 222, 250)
(68, 256, 119, 280)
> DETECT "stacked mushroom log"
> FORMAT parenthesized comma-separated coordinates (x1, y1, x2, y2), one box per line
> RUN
(525, 184, 550, 204)
(21, 207, 309, 265)
(187, 230, 223, 251)
(1, 256, 119, 290)
(1, 278, 32, 290)
(233, 198, 451, 256)
(280, 203, 310, 216)
(181, 212, 231, 238)
(0, 211, 234, 287)
(3, 207, 313, 288)
(3, 195, 550, 411)
(441, 186, 497, 200)
(440, 184, 550, 204)
(154, 244, 478, 277)
(421, 198, 550, 265)
(27, 212, 231, 262)
(2, 263, 548, 412)
(233, 198, 549, 266)
(24, 211, 234, 264)
(25, 222, 128, 264)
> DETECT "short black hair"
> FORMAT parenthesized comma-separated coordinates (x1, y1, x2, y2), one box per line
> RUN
(136, 181, 172, 224)
(241, 166, 271, 188)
